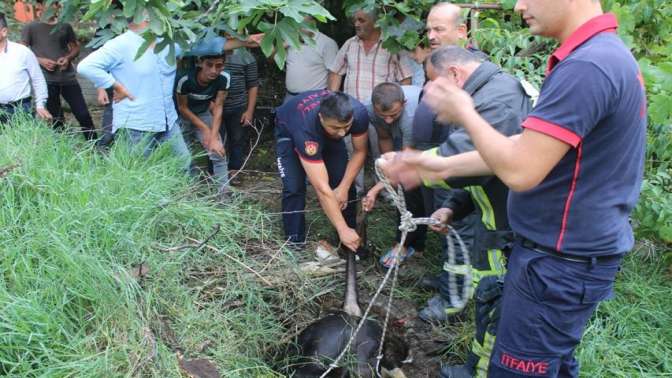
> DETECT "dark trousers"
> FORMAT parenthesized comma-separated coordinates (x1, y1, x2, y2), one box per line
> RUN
(488, 243, 622, 377)
(0, 98, 32, 123)
(276, 133, 356, 245)
(97, 87, 115, 147)
(395, 187, 427, 251)
(221, 106, 247, 170)
(47, 82, 97, 140)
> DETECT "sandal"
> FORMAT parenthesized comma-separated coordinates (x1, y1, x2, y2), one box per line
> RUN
(379, 246, 415, 269)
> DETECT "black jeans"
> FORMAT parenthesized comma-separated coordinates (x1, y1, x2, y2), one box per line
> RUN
(47, 82, 97, 140)
(221, 106, 247, 170)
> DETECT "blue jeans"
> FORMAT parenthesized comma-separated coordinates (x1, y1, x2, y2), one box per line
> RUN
(488, 243, 622, 377)
(124, 122, 192, 172)
(181, 112, 230, 192)
(0, 97, 32, 123)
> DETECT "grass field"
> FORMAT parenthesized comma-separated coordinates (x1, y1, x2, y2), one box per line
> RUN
(0, 117, 670, 377)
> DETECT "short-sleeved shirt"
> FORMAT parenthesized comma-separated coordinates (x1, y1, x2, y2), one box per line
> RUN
(508, 14, 647, 256)
(328, 36, 413, 102)
(21, 22, 78, 83)
(366, 85, 421, 150)
(275, 89, 369, 162)
(286, 31, 338, 94)
(176, 68, 230, 115)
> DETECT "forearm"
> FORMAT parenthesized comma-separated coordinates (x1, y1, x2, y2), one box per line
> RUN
(65, 42, 80, 61)
(460, 110, 524, 189)
(434, 150, 493, 180)
(211, 108, 223, 134)
(328, 72, 342, 91)
(224, 39, 247, 50)
(179, 107, 210, 133)
(314, 185, 350, 232)
(400, 77, 411, 85)
(340, 149, 366, 190)
(77, 51, 116, 89)
(246, 87, 258, 113)
(369, 181, 385, 195)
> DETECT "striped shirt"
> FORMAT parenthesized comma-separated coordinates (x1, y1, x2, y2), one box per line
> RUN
(223, 49, 258, 111)
(328, 36, 413, 102)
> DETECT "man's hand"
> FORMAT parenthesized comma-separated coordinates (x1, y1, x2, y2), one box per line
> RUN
(112, 82, 135, 103)
(378, 151, 424, 189)
(338, 226, 361, 252)
(35, 107, 53, 120)
(430, 208, 454, 234)
(245, 33, 265, 48)
(208, 135, 226, 157)
(333, 186, 349, 210)
(200, 130, 213, 151)
(56, 57, 70, 70)
(241, 110, 254, 126)
(97, 88, 110, 106)
(423, 77, 476, 125)
(38, 57, 57, 71)
(362, 188, 379, 212)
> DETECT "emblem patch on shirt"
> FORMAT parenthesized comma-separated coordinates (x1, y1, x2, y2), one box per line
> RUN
(305, 141, 319, 156)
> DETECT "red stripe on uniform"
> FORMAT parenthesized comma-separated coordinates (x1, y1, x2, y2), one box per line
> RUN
(294, 148, 324, 164)
(556, 144, 583, 251)
(522, 116, 582, 147)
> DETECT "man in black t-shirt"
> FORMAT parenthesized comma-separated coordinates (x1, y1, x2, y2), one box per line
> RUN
(21, 2, 96, 140)
(176, 55, 230, 193)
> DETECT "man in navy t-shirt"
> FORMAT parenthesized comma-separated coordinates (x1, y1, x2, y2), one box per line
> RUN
(379, 0, 647, 376)
(275, 90, 369, 253)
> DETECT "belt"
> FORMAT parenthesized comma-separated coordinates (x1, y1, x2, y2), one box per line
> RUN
(0, 97, 31, 107)
(517, 237, 622, 265)
(286, 88, 325, 96)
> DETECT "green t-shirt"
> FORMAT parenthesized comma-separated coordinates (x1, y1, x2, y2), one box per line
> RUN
(175, 68, 230, 115)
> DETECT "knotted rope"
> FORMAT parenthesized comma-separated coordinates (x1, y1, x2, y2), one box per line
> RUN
(319, 158, 472, 377)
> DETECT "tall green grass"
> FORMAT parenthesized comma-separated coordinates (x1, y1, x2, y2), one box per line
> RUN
(0, 117, 320, 377)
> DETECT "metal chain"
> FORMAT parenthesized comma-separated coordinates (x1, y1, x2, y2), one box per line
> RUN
(319, 159, 472, 377)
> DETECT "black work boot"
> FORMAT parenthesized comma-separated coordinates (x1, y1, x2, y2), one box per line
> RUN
(439, 364, 474, 378)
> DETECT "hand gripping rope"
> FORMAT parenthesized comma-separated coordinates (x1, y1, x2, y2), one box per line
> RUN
(319, 158, 472, 378)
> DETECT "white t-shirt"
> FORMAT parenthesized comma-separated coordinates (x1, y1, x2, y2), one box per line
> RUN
(285, 31, 338, 94)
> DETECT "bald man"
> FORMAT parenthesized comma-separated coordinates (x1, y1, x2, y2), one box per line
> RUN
(426, 2, 468, 49)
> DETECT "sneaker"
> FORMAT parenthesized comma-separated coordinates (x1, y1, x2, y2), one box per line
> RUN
(439, 364, 474, 378)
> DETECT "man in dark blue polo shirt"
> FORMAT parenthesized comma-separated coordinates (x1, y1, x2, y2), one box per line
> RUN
(379, 0, 647, 376)
(275, 90, 369, 253)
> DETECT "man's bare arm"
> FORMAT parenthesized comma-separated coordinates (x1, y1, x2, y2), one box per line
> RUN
(328, 71, 343, 92)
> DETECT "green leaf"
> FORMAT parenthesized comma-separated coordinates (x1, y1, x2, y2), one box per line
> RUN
(134, 33, 157, 61)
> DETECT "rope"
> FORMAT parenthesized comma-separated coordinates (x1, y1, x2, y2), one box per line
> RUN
(319, 159, 472, 377)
